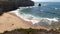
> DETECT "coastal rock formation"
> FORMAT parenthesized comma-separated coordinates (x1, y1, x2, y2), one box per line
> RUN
(38, 3, 41, 6)
(0, 0, 34, 15)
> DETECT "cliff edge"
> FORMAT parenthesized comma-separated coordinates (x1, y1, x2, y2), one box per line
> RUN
(0, 0, 34, 15)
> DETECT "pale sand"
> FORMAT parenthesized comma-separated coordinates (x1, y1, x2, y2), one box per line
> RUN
(0, 13, 51, 33)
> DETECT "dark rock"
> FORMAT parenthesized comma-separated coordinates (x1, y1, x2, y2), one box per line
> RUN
(0, 0, 34, 16)
(38, 3, 41, 6)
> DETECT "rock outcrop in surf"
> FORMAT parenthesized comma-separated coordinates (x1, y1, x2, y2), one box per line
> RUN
(38, 3, 41, 6)
(0, 0, 34, 15)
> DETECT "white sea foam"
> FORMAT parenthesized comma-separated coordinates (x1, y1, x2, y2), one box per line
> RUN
(17, 9, 59, 25)
(42, 18, 59, 25)
(9, 7, 59, 27)
(19, 13, 59, 25)
(55, 8, 58, 10)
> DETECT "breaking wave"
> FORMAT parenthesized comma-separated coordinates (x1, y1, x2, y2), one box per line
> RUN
(10, 2, 60, 28)
(10, 7, 60, 28)
(18, 11, 59, 28)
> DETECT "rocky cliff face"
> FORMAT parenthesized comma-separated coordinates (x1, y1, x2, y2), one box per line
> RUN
(0, 0, 34, 15)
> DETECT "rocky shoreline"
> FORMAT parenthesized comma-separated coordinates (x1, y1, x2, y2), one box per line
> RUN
(0, 0, 34, 15)
(0, 0, 59, 34)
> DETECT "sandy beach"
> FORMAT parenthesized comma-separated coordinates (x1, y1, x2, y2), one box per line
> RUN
(0, 12, 33, 33)
(0, 12, 51, 33)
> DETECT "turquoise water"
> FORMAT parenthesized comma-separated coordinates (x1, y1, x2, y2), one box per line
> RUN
(18, 2, 60, 28)
(19, 2, 60, 19)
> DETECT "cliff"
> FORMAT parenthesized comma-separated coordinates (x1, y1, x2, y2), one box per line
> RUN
(0, 0, 34, 15)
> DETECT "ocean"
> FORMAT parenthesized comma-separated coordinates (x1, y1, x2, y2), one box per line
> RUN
(15, 2, 60, 28)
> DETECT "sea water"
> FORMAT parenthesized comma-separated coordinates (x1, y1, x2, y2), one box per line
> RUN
(13, 2, 60, 28)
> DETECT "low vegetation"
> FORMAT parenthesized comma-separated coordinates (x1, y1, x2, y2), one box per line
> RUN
(0, 28, 60, 34)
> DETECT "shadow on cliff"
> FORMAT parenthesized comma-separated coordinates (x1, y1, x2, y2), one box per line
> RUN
(0, 0, 34, 16)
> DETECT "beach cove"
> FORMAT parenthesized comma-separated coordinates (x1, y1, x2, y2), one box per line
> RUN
(0, 9, 50, 33)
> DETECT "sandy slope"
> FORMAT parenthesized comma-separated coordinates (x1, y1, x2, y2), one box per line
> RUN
(0, 13, 51, 33)
(0, 13, 33, 33)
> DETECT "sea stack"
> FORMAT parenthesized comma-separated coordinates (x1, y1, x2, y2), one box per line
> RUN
(38, 3, 41, 6)
(0, 0, 34, 15)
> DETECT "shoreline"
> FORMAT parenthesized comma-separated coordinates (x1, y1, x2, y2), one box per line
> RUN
(0, 8, 59, 33)
(9, 8, 60, 28)
(0, 11, 55, 33)
(15, 10, 59, 27)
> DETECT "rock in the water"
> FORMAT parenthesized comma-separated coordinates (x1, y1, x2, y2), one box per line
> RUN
(38, 3, 41, 6)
